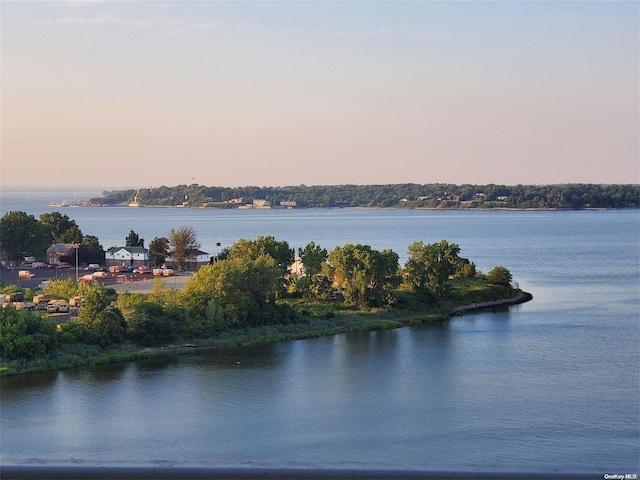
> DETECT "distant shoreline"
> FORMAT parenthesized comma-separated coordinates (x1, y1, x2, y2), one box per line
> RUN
(66, 204, 633, 211)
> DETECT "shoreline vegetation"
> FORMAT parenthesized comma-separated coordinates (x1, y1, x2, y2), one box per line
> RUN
(0, 284, 532, 378)
(84, 183, 639, 210)
(1, 232, 533, 378)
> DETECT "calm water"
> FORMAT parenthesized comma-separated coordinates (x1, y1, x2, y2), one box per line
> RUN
(1, 187, 638, 473)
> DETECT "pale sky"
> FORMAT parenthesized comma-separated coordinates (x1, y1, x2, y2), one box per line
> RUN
(2, 1, 638, 188)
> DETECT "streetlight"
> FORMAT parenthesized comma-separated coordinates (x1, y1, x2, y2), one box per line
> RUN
(74, 243, 79, 282)
(212, 233, 220, 263)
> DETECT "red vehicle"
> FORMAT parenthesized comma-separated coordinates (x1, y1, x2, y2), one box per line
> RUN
(56, 262, 70, 269)
(109, 265, 127, 273)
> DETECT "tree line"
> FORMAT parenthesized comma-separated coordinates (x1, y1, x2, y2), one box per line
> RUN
(1, 234, 515, 363)
(0, 210, 203, 269)
(89, 183, 640, 209)
(0, 211, 105, 265)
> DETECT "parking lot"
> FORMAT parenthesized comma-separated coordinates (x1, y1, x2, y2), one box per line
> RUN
(0, 266, 192, 294)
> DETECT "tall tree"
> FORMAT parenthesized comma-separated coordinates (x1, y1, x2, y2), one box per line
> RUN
(39, 212, 78, 243)
(0, 211, 51, 262)
(298, 241, 328, 277)
(149, 237, 170, 267)
(125, 229, 144, 247)
(79, 235, 105, 265)
(58, 225, 83, 244)
(326, 244, 400, 309)
(405, 240, 461, 296)
(169, 226, 200, 271)
(79, 284, 109, 326)
(227, 236, 294, 274)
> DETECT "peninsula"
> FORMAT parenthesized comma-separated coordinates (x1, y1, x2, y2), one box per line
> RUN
(1, 237, 532, 376)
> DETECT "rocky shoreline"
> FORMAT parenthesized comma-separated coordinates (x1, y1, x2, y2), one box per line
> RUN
(449, 291, 533, 316)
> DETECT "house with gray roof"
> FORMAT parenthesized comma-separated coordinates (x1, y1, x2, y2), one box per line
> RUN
(105, 246, 149, 267)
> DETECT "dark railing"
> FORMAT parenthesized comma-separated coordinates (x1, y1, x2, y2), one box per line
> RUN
(0, 464, 612, 480)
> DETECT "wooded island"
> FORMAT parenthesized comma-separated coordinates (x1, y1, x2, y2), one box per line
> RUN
(88, 183, 639, 209)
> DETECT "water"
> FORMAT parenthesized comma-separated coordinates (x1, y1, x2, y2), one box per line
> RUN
(1, 187, 638, 473)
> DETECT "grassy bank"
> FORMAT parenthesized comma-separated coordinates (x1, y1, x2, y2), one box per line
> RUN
(0, 281, 528, 377)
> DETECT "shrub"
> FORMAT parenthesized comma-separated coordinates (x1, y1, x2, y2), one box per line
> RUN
(486, 266, 513, 286)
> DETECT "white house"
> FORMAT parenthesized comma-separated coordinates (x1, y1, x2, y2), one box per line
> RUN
(165, 248, 211, 271)
(105, 246, 149, 267)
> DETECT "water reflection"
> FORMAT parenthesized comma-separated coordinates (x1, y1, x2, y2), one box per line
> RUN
(0, 369, 58, 396)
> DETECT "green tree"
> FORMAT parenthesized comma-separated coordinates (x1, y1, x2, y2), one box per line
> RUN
(126, 302, 176, 346)
(92, 308, 127, 347)
(0, 307, 57, 360)
(459, 261, 477, 279)
(405, 240, 462, 296)
(39, 212, 78, 243)
(298, 241, 328, 277)
(126, 229, 144, 247)
(227, 236, 294, 274)
(58, 320, 91, 344)
(79, 284, 109, 325)
(44, 278, 90, 300)
(183, 255, 281, 327)
(58, 225, 83, 244)
(0, 211, 51, 262)
(169, 226, 200, 271)
(79, 235, 105, 265)
(326, 244, 400, 309)
(149, 237, 170, 267)
(486, 266, 513, 286)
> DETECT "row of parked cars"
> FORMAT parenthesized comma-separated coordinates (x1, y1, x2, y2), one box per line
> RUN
(2, 293, 85, 316)
(30, 261, 70, 269)
(108, 265, 153, 274)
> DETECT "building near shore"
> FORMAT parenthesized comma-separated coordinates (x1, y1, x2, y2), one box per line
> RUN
(164, 248, 210, 271)
(46, 244, 76, 265)
(105, 246, 149, 267)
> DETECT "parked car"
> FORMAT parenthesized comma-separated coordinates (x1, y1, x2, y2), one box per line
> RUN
(134, 266, 152, 274)
(85, 264, 100, 271)
(109, 265, 126, 273)
(126, 265, 137, 272)
(57, 262, 70, 269)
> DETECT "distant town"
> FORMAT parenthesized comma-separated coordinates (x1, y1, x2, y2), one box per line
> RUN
(82, 183, 640, 210)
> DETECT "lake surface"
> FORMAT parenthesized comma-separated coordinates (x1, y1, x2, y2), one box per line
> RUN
(1, 187, 639, 474)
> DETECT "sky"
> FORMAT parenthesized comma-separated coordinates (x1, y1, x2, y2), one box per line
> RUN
(1, 1, 638, 188)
